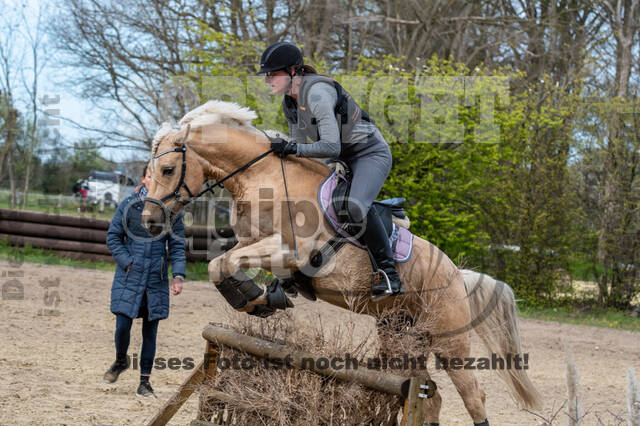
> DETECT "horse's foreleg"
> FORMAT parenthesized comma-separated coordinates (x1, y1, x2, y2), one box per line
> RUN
(208, 234, 297, 316)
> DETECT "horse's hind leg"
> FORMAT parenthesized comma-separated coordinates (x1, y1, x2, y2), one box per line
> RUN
(445, 367, 487, 424)
(436, 333, 488, 424)
(426, 298, 487, 423)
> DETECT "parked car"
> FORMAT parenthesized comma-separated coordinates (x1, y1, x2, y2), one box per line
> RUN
(86, 170, 136, 208)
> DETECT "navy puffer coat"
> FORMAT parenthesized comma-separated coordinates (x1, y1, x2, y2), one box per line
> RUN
(106, 190, 186, 321)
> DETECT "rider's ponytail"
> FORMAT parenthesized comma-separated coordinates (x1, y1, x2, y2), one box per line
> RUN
(294, 64, 319, 76)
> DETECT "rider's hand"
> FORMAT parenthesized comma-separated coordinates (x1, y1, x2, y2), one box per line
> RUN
(270, 138, 297, 158)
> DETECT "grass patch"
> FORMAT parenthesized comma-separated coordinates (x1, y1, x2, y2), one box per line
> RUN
(519, 304, 640, 332)
(184, 261, 210, 281)
(0, 240, 211, 281)
(0, 240, 115, 271)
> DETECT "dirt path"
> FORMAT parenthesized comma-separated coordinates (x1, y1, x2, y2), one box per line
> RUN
(0, 260, 638, 425)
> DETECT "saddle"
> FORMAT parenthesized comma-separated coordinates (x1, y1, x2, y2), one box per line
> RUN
(278, 163, 414, 302)
(330, 159, 408, 242)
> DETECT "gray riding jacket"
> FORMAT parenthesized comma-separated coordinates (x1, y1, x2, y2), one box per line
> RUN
(282, 74, 384, 160)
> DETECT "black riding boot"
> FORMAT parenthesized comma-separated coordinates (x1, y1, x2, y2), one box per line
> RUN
(362, 207, 404, 297)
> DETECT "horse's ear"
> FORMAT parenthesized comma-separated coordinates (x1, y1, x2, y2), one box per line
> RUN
(171, 124, 191, 147)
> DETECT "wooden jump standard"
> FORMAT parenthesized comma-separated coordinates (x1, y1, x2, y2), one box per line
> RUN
(146, 324, 436, 426)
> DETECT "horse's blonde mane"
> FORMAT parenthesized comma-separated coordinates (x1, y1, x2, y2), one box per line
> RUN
(152, 100, 265, 156)
(152, 122, 174, 156)
(179, 100, 258, 129)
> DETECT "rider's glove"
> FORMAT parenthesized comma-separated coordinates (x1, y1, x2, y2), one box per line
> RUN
(270, 138, 298, 158)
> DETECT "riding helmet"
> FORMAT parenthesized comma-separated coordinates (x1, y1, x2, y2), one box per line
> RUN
(257, 42, 303, 75)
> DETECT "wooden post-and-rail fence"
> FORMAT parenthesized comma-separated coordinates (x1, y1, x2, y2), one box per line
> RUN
(146, 324, 437, 426)
(0, 208, 236, 263)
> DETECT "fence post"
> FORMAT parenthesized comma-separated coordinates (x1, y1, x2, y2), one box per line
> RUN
(197, 340, 220, 421)
(401, 376, 425, 425)
(147, 324, 436, 425)
(145, 360, 206, 426)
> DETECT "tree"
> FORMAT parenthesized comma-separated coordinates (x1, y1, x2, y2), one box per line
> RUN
(49, 0, 206, 148)
(0, 0, 25, 207)
(593, 0, 640, 307)
(20, 1, 48, 208)
(49, 0, 309, 148)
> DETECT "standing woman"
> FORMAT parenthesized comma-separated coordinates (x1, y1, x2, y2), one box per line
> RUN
(258, 42, 403, 297)
(103, 164, 186, 397)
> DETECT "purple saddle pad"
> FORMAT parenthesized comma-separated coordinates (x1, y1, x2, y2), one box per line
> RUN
(318, 172, 414, 263)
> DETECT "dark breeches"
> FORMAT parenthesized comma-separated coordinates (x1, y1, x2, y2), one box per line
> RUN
(345, 136, 392, 223)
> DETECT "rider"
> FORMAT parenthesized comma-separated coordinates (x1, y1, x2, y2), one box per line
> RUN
(257, 41, 403, 296)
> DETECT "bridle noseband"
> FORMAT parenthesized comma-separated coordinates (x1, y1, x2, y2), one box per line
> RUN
(149, 146, 193, 206)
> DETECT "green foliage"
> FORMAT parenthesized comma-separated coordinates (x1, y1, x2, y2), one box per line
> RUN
(575, 96, 640, 308)
(568, 255, 604, 282)
(71, 139, 108, 178)
(183, 30, 289, 131)
(518, 304, 640, 333)
(186, 25, 264, 77)
(342, 56, 578, 304)
(39, 151, 71, 194)
(483, 77, 581, 303)
(432, 61, 576, 302)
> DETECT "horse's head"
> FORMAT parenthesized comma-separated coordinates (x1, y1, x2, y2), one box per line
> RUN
(142, 123, 205, 236)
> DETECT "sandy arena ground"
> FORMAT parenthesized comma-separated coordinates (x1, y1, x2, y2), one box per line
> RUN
(0, 259, 639, 425)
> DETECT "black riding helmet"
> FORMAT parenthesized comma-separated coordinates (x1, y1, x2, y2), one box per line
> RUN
(257, 42, 303, 75)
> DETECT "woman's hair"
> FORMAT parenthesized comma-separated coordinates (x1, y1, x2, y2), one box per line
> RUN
(294, 64, 319, 76)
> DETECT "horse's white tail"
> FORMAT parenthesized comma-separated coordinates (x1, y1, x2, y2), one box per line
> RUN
(461, 269, 543, 410)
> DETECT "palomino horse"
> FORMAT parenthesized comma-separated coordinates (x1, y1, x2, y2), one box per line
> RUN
(142, 101, 541, 424)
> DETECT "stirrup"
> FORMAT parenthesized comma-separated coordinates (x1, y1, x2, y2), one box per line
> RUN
(370, 269, 393, 301)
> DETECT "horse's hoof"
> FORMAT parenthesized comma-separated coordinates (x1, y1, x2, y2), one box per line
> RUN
(247, 305, 276, 318)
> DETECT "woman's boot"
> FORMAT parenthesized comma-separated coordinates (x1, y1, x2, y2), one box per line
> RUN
(361, 207, 404, 297)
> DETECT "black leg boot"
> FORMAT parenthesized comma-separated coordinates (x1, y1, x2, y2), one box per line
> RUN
(362, 207, 404, 297)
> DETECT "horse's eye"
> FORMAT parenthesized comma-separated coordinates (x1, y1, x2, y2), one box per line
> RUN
(162, 167, 175, 176)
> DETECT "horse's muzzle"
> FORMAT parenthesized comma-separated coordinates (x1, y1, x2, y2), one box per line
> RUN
(142, 198, 171, 237)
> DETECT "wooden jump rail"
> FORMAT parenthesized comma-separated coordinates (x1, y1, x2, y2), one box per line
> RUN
(0, 208, 236, 262)
(146, 324, 436, 426)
